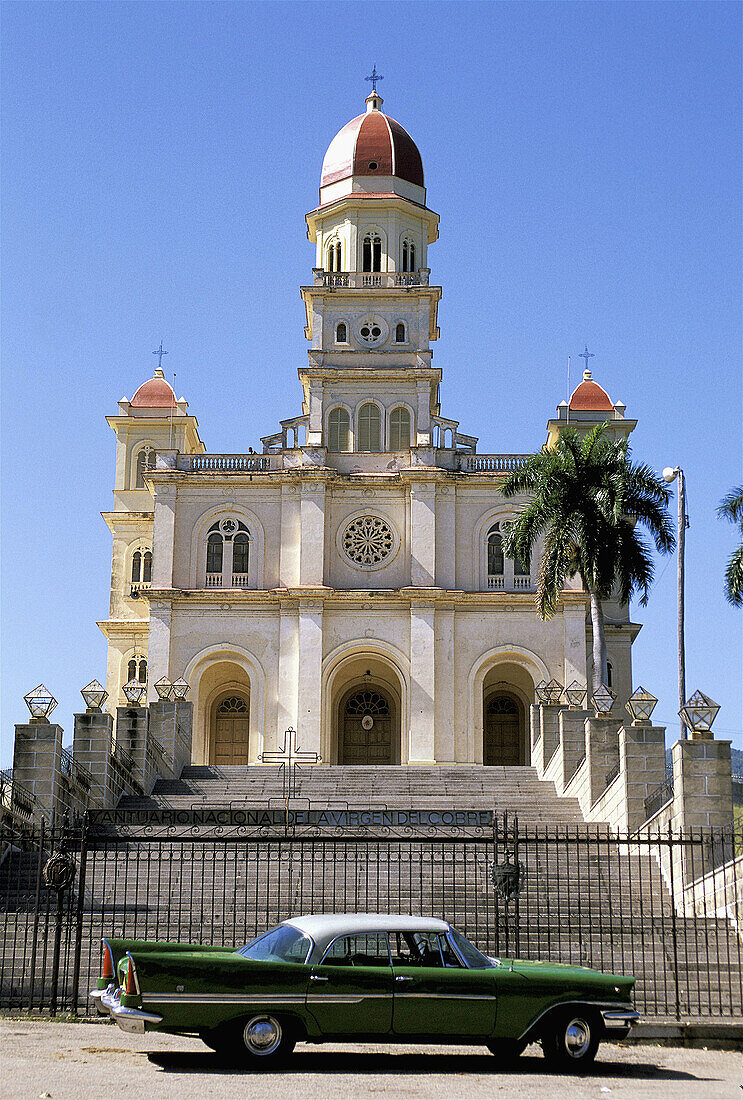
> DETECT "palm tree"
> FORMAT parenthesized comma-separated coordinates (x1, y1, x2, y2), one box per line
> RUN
(717, 485, 743, 606)
(501, 424, 675, 695)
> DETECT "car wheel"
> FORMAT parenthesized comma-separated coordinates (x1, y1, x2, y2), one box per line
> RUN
(542, 1010, 599, 1071)
(238, 1013, 296, 1063)
(486, 1039, 525, 1062)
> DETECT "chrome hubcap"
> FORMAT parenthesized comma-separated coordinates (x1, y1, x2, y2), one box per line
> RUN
(565, 1018, 590, 1057)
(244, 1015, 282, 1056)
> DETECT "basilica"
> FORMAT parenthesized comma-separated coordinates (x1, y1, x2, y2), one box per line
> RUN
(99, 88, 637, 769)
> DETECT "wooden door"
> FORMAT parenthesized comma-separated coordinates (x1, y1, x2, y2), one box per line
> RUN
(213, 694, 250, 765)
(483, 694, 521, 766)
(340, 688, 392, 765)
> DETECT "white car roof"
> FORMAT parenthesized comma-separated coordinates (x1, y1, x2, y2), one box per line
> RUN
(283, 913, 450, 952)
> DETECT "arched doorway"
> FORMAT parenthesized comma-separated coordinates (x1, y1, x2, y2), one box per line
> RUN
(483, 692, 522, 766)
(211, 692, 250, 765)
(339, 686, 393, 765)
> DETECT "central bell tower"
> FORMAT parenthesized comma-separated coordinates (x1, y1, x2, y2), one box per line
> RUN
(300, 91, 442, 454)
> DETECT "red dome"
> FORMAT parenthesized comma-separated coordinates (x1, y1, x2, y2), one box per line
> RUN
(569, 371, 613, 412)
(321, 99, 424, 190)
(131, 371, 176, 410)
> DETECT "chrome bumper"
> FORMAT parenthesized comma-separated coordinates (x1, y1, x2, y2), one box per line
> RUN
(91, 986, 162, 1034)
(601, 1009, 641, 1030)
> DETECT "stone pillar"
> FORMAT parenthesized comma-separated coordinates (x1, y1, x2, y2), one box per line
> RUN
(434, 607, 455, 762)
(12, 721, 64, 821)
(558, 708, 591, 789)
(435, 488, 456, 590)
(532, 704, 562, 775)
(415, 381, 431, 445)
(306, 381, 323, 447)
(279, 486, 301, 587)
(147, 600, 172, 704)
(116, 707, 148, 787)
(299, 484, 326, 585)
(277, 602, 299, 749)
(409, 601, 435, 763)
(670, 738, 734, 831)
(410, 481, 436, 586)
(297, 602, 323, 757)
(73, 710, 114, 808)
(149, 701, 193, 777)
(619, 722, 667, 833)
(584, 716, 623, 806)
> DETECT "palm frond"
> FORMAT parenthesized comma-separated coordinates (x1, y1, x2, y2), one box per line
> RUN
(718, 485, 743, 526)
(724, 542, 743, 607)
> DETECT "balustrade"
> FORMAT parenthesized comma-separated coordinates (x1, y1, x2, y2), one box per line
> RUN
(460, 455, 529, 473)
(315, 271, 429, 289)
(205, 574, 222, 588)
(231, 573, 249, 588)
(187, 454, 269, 472)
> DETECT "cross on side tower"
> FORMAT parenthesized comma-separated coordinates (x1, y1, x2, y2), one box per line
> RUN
(579, 345, 595, 372)
(152, 341, 168, 371)
(365, 65, 384, 93)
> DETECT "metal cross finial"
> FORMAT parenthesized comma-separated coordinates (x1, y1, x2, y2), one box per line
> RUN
(365, 65, 384, 93)
(152, 342, 168, 370)
(579, 345, 595, 371)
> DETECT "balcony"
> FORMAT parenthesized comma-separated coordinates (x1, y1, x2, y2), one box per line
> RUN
(313, 270, 430, 289)
(487, 575, 532, 592)
(458, 455, 529, 473)
(185, 454, 270, 472)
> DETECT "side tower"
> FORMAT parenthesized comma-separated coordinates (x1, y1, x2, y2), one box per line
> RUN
(99, 367, 203, 708)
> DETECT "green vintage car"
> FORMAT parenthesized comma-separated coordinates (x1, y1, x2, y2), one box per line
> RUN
(91, 913, 638, 1069)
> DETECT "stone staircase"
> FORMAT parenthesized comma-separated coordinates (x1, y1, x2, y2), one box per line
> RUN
(117, 765, 588, 824)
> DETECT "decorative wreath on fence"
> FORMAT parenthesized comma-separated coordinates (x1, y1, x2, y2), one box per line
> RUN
(43, 851, 77, 891)
(489, 858, 524, 902)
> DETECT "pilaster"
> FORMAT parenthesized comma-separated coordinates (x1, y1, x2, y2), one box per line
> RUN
(146, 601, 172, 704)
(620, 723, 667, 833)
(410, 481, 436, 586)
(558, 708, 591, 788)
(409, 601, 435, 763)
(433, 607, 455, 762)
(151, 485, 176, 588)
(299, 484, 326, 585)
(297, 602, 323, 757)
(279, 486, 301, 587)
(277, 603, 299, 744)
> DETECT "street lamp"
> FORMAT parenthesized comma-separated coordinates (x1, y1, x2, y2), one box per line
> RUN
(564, 681, 587, 709)
(23, 684, 58, 722)
(81, 679, 108, 712)
(626, 686, 658, 725)
(663, 465, 688, 738)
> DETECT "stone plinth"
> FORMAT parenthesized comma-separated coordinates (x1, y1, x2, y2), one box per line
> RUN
(671, 738, 734, 832)
(558, 708, 591, 788)
(531, 705, 562, 775)
(73, 711, 114, 809)
(12, 721, 63, 821)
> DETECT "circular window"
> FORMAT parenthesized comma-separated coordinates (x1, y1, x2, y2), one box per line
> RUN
(354, 316, 388, 348)
(340, 514, 397, 569)
(368, 161, 378, 170)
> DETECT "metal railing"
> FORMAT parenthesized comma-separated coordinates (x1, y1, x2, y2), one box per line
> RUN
(645, 777, 675, 821)
(1, 817, 742, 1018)
(605, 761, 621, 788)
(0, 769, 36, 823)
(59, 750, 92, 791)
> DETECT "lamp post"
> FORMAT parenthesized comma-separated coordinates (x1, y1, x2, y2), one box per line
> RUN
(663, 466, 687, 738)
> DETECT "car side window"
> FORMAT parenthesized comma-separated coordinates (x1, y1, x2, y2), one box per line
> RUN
(390, 931, 448, 968)
(321, 933, 391, 967)
(439, 934, 462, 968)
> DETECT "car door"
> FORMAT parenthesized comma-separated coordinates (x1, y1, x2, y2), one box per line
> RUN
(305, 932, 393, 1036)
(390, 931, 496, 1037)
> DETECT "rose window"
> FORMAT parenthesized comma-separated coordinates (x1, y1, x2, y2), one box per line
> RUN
(354, 315, 388, 347)
(342, 515, 395, 567)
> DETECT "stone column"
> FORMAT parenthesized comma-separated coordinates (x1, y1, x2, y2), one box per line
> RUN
(670, 738, 734, 831)
(434, 607, 455, 762)
(297, 602, 323, 758)
(299, 483, 326, 586)
(306, 381, 323, 447)
(619, 722, 667, 833)
(116, 707, 148, 788)
(12, 721, 64, 821)
(276, 601, 299, 750)
(558, 708, 591, 790)
(279, 486, 301, 587)
(409, 601, 435, 763)
(73, 710, 114, 808)
(149, 701, 193, 777)
(415, 381, 431, 445)
(584, 716, 623, 806)
(410, 481, 436, 587)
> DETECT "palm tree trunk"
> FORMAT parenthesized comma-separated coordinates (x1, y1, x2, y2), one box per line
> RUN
(588, 588, 608, 695)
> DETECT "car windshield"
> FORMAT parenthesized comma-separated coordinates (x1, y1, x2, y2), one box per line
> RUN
(448, 927, 496, 969)
(238, 925, 311, 964)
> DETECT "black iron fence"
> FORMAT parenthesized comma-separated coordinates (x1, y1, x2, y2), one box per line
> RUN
(1, 816, 741, 1019)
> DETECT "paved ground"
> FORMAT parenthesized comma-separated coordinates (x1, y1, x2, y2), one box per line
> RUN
(0, 1019, 740, 1099)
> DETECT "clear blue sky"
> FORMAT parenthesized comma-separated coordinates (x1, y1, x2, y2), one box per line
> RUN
(2, 1, 741, 765)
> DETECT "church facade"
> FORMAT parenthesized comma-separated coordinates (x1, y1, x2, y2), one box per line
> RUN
(99, 89, 638, 769)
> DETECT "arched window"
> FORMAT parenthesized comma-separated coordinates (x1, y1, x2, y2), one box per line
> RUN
(606, 661, 613, 689)
(358, 403, 382, 452)
(328, 407, 351, 452)
(335, 321, 347, 343)
(138, 658, 147, 684)
(126, 655, 147, 686)
(142, 550, 152, 583)
(131, 550, 142, 583)
(394, 322, 406, 343)
(207, 531, 223, 578)
(389, 407, 411, 451)
(127, 658, 137, 682)
(233, 532, 250, 576)
(487, 524, 505, 580)
(327, 240, 342, 272)
(362, 233, 382, 273)
(401, 237, 416, 272)
(135, 447, 156, 488)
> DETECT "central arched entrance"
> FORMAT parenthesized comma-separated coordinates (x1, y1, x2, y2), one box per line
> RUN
(483, 691, 523, 766)
(339, 685, 394, 765)
(211, 691, 250, 765)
